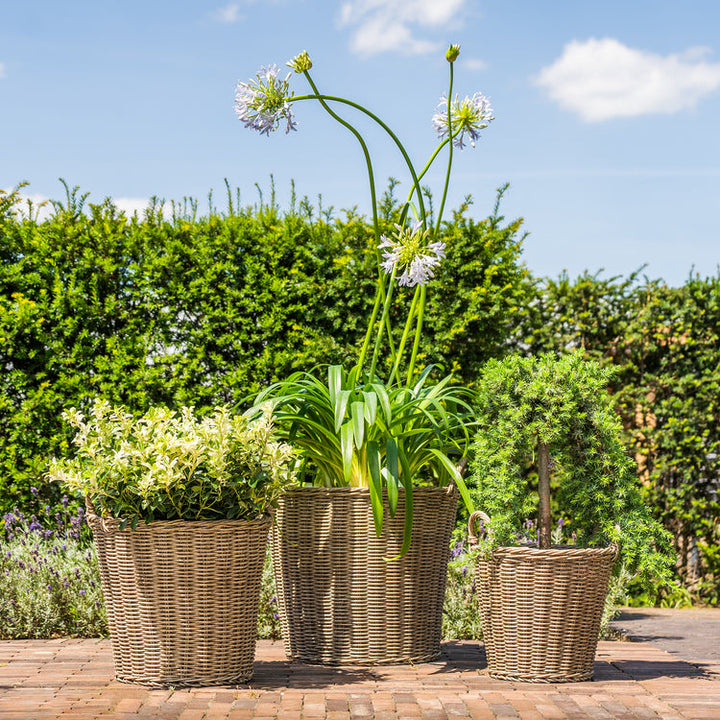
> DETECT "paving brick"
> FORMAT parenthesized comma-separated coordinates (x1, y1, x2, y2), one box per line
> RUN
(2, 638, 720, 720)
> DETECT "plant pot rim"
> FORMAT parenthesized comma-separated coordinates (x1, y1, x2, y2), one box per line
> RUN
(281, 484, 457, 495)
(86, 511, 273, 534)
(485, 543, 619, 561)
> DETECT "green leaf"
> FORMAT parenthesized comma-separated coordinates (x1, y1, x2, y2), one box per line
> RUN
(385, 437, 399, 516)
(334, 390, 351, 433)
(340, 420, 354, 484)
(328, 365, 342, 406)
(372, 383, 392, 426)
(362, 390, 378, 425)
(351, 401, 365, 449)
(366, 440, 383, 536)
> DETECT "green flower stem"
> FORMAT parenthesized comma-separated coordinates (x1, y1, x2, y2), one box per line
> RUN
(435, 62, 455, 237)
(406, 285, 427, 385)
(297, 77, 382, 256)
(357, 282, 386, 377)
(389, 285, 422, 385)
(369, 264, 399, 380)
(405, 126, 462, 206)
(291, 92, 427, 229)
(297, 75, 395, 374)
(402, 63, 455, 386)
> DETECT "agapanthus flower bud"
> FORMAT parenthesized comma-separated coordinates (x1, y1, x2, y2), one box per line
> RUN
(287, 51, 312, 73)
(446, 44, 461, 63)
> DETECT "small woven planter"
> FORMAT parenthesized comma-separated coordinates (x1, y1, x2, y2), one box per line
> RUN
(271, 485, 457, 665)
(470, 511, 618, 683)
(88, 510, 271, 687)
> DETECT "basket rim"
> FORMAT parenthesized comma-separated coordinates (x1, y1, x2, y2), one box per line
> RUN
(481, 543, 619, 561)
(86, 511, 273, 534)
(279, 484, 457, 496)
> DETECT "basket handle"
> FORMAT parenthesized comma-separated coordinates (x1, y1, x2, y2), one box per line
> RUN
(467, 509, 490, 546)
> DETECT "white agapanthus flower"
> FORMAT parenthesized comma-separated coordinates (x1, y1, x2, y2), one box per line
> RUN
(379, 221, 446, 287)
(234, 64, 297, 136)
(432, 92, 494, 149)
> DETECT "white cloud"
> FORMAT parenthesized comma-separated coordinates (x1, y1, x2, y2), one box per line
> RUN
(0, 62, 6, 78)
(535, 38, 720, 122)
(113, 197, 150, 216)
(339, 0, 467, 57)
(2, 189, 150, 220)
(1, 190, 51, 220)
(463, 57, 487, 72)
(212, 3, 243, 24)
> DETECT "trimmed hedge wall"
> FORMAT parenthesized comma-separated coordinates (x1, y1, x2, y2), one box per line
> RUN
(0, 182, 531, 512)
(2, 181, 718, 601)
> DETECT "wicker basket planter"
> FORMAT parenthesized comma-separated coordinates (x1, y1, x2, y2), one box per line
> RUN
(470, 512, 617, 683)
(88, 510, 272, 687)
(270, 485, 457, 665)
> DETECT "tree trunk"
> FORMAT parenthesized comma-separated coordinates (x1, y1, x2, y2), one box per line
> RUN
(538, 441, 552, 549)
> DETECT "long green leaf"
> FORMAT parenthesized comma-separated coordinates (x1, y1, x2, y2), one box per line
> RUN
(384, 444, 414, 561)
(385, 437, 399, 516)
(328, 365, 342, 405)
(372, 383, 392, 425)
(427, 448, 473, 512)
(351, 401, 365, 449)
(362, 390, 378, 425)
(334, 389, 351, 432)
(366, 440, 383, 536)
(340, 421, 354, 484)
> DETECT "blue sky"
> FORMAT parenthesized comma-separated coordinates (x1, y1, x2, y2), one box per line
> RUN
(2, 0, 719, 285)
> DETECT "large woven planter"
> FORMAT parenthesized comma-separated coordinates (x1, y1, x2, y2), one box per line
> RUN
(470, 512, 617, 682)
(88, 510, 271, 686)
(270, 485, 457, 664)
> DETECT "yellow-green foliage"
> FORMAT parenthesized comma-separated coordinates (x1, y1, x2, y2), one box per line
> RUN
(48, 401, 296, 525)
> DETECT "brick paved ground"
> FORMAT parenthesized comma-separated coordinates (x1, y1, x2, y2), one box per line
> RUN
(1, 639, 720, 719)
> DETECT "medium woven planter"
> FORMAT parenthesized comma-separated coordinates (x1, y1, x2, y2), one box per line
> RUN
(88, 510, 271, 687)
(270, 485, 457, 665)
(470, 511, 617, 682)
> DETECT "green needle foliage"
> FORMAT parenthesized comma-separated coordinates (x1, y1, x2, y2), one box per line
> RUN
(469, 351, 674, 584)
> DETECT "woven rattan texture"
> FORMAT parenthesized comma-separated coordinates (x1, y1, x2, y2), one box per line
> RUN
(475, 544, 617, 682)
(270, 486, 457, 665)
(88, 513, 271, 687)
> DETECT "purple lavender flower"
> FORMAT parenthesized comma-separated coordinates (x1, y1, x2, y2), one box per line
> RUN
(28, 516, 42, 532)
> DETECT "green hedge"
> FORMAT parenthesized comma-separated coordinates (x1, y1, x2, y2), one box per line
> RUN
(3, 180, 719, 602)
(0, 181, 531, 512)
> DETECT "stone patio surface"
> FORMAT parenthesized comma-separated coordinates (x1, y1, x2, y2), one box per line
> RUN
(2, 611, 720, 720)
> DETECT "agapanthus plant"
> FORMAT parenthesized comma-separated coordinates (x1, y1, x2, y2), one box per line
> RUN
(237, 46, 493, 555)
